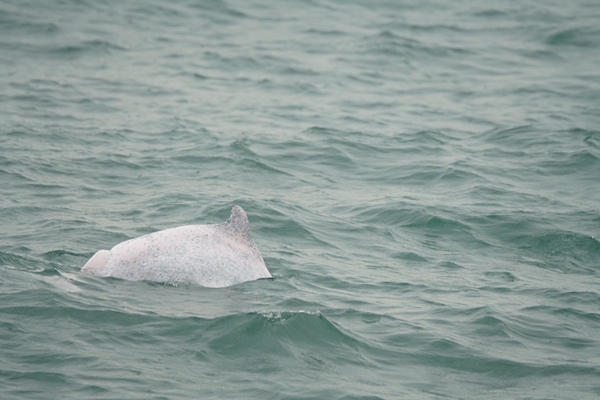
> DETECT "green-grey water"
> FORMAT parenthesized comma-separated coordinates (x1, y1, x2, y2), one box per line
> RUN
(1, 0, 600, 398)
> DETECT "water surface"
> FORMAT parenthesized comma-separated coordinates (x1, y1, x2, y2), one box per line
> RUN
(1, 0, 599, 398)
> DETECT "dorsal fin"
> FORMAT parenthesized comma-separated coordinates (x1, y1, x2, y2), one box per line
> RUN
(224, 205, 255, 246)
(227, 205, 249, 226)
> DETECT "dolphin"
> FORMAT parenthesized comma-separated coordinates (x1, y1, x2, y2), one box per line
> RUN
(81, 205, 271, 288)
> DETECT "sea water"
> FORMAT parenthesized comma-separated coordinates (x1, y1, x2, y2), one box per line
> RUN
(1, 0, 599, 398)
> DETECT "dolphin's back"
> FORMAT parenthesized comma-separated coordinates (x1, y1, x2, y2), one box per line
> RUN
(82, 206, 271, 288)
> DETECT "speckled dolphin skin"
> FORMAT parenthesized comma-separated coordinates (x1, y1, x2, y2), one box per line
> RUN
(81, 205, 271, 288)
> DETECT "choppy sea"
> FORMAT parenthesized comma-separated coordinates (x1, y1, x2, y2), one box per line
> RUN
(1, 0, 599, 398)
